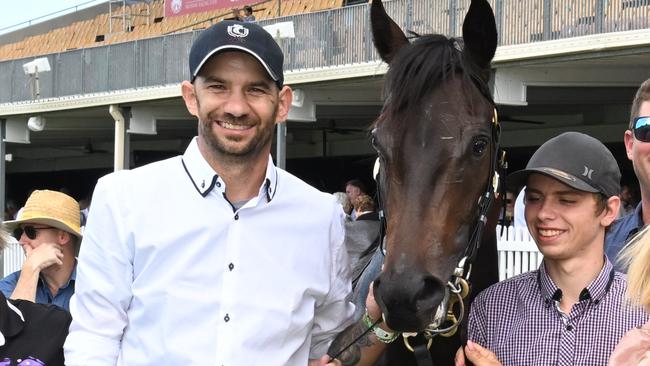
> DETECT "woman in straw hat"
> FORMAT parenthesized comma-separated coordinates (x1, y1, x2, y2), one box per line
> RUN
(0, 190, 82, 311)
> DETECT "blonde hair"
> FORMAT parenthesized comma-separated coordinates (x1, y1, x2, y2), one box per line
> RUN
(621, 225, 650, 311)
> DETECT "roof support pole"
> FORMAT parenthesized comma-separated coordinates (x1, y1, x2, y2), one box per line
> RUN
(276, 123, 286, 169)
(110, 104, 127, 171)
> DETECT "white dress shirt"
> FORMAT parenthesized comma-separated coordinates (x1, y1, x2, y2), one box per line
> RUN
(65, 137, 355, 365)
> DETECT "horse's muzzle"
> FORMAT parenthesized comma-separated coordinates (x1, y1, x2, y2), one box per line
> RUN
(373, 269, 447, 332)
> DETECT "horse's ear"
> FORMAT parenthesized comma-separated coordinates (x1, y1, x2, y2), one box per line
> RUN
(371, 0, 409, 64)
(462, 0, 497, 70)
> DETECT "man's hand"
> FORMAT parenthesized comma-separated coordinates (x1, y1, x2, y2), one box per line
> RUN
(22, 242, 64, 273)
(455, 340, 502, 366)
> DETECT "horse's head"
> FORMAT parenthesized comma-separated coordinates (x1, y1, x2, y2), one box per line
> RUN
(370, 0, 498, 332)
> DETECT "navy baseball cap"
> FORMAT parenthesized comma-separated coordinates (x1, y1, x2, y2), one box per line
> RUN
(508, 132, 621, 197)
(189, 20, 284, 88)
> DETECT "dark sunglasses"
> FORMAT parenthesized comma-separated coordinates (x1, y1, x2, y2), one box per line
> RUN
(633, 116, 650, 142)
(13, 225, 52, 240)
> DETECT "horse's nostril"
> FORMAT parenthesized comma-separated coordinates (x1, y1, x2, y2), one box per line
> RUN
(379, 271, 446, 309)
(375, 270, 447, 331)
(420, 276, 441, 297)
(416, 275, 446, 309)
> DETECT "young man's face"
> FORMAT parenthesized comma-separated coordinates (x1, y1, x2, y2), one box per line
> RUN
(182, 51, 291, 163)
(625, 100, 650, 199)
(524, 173, 618, 261)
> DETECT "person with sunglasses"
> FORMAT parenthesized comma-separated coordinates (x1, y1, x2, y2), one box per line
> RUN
(606, 79, 650, 272)
(0, 190, 82, 311)
(0, 224, 72, 366)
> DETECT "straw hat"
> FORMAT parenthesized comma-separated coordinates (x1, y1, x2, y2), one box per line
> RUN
(4, 190, 82, 238)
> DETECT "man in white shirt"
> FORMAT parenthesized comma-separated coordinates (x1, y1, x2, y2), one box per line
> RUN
(64, 20, 386, 365)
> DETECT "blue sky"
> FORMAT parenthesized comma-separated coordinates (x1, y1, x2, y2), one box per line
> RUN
(1, 0, 105, 33)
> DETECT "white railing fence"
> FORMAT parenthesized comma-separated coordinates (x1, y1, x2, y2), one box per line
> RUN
(1, 226, 541, 280)
(2, 238, 23, 278)
(496, 225, 542, 281)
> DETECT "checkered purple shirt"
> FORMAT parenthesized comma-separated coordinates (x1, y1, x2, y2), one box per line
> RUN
(468, 258, 649, 366)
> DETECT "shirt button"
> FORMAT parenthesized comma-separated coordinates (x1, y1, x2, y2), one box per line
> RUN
(224, 314, 230, 322)
(234, 214, 239, 220)
(216, 182, 222, 188)
(228, 263, 234, 271)
(566, 325, 573, 331)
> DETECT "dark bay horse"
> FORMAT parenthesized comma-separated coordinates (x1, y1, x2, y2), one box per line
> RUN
(330, 0, 501, 364)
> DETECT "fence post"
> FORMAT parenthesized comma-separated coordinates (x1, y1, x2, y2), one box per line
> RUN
(543, 0, 552, 41)
(595, 0, 604, 33)
(364, 3, 375, 62)
(406, 0, 413, 30)
(449, 0, 457, 37)
(494, 0, 504, 45)
(327, 10, 334, 66)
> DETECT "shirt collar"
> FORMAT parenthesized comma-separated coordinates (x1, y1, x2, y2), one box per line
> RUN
(538, 257, 615, 303)
(182, 137, 219, 197)
(260, 158, 278, 202)
(39, 260, 77, 290)
(181, 137, 278, 202)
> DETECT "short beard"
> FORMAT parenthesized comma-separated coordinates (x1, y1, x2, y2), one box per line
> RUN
(198, 117, 273, 164)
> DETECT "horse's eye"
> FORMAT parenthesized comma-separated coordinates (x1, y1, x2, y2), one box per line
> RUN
(472, 136, 489, 156)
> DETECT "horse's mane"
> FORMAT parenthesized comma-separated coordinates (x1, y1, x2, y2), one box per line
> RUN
(379, 33, 488, 126)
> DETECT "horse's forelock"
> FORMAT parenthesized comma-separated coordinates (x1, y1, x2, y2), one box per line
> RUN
(379, 33, 487, 129)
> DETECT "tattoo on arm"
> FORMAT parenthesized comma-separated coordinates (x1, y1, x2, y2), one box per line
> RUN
(328, 319, 378, 366)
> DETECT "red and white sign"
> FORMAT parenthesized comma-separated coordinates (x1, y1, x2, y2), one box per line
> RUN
(164, 0, 259, 18)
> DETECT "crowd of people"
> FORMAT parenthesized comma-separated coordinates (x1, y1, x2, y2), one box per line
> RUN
(3, 18, 650, 366)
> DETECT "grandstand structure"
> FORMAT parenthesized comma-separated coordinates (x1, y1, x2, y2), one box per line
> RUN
(0, 0, 649, 209)
(0, 0, 344, 61)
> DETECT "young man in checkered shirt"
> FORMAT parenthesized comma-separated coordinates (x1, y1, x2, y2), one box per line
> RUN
(456, 132, 650, 366)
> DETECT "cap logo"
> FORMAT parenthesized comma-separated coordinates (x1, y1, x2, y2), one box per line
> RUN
(583, 166, 594, 179)
(227, 24, 249, 38)
(541, 167, 576, 182)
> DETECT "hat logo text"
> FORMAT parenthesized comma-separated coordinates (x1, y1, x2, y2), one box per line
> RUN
(228, 25, 249, 38)
(583, 166, 594, 179)
(541, 167, 576, 182)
